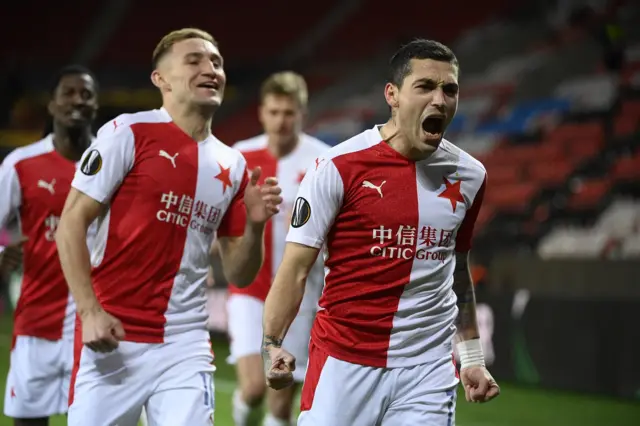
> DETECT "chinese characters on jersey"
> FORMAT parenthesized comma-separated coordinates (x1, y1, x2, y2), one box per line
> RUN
(370, 224, 453, 262)
(156, 191, 221, 235)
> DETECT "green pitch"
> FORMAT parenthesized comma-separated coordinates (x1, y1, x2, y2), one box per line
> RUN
(0, 315, 638, 426)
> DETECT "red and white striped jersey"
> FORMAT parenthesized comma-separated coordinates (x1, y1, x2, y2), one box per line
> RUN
(0, 135, 81, 342)
(286, 125, 487, 368)
(71, 108, 248, 343)
(228, 134, 330, 311)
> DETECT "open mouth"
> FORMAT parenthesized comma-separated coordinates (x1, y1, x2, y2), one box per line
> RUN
(422, 115, 445, 136)
(68, 109, 86, 120)
(197, 81, 219, 91)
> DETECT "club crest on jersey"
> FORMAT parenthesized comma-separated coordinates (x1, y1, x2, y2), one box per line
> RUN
(290, 197, 311, 228)
(80, 149, 102, 176)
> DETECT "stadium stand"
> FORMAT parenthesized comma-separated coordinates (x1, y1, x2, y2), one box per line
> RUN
(1, 2, 639, 254)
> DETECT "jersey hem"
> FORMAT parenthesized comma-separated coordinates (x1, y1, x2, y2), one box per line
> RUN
(286, 235, 323, 249)
(310, 336, 452, 369)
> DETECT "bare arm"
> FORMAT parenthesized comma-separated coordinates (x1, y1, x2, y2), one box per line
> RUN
(453, 251, 480, 343)
(215, 221, 265, 287)
(263, 242, 319, 349)
(56, 188, 104, 318)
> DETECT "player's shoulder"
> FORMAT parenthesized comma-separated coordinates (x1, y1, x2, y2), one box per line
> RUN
(97, 108, 172, 139)
(321, 126, 382, 164)
(1, 135, 54, 169)
(439, 138, 486, 180)
(233, 134, 268, 152)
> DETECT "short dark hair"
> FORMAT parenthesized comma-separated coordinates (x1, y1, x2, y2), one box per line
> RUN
(388, 39, 459, 87)
(49, 64, 99, 97)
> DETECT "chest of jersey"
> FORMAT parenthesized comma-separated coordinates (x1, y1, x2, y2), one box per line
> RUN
(342, 160, 469, 263)
(16, 152, 76, 239)
(129, 133, 236, 240)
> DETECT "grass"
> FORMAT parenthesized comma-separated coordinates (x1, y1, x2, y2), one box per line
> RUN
(1, 314, 639, 425)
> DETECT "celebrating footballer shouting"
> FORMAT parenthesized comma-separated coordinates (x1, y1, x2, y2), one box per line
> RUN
(55, 28, 283, 426)
(262, 39, 499, 425)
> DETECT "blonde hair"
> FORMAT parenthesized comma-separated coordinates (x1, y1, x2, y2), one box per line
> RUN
(260, 71, 308, 108)
(152, 28, 217, 68)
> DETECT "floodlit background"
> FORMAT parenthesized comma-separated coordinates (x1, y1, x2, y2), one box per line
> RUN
(1, 0, 640, 424)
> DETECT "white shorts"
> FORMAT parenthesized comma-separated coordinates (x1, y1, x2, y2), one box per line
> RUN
(68, 330, 215, 426)
(298, 341, 459, 426)
(3, 335, 74, 418)
(226, 294, 315, 382)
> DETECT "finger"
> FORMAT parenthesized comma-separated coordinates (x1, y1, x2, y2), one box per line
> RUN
(263, 177, 278, 186)
(262, 195, 283, 205)
(471, 378, 489, 402)
(249, 167, 262, 186)
(284, 356, 296, 371)
(267, 371, 294, 390)
(112, 323, 126, 341)
(260, 186, 282, 195)
(464, 384, 472, 402)
(484, 384, 500, 401)
(267, 206, 280, 216)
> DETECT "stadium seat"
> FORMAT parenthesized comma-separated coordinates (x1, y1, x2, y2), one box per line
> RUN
(528, 159, 573, 188)
(484, 182, 538, 213)
(566, 178, 610, 210)
(537, 227, 611, 258)
(96, 0, 340, 67)
(484, 164, 521, 185)
(311, 0, 511, 63)
(594, 200, 640, 239)
(0, 1, 101, 64)
(611, 154, 640, 181)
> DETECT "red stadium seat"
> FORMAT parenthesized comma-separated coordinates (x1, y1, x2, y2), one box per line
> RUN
(95, 0, 340, 67)
(611, 154, 640, 181)
(484, 182, 538, 213)
(565, 137, 603, 164)
(528, 160, 574, 187)
(0, 1, 101, 64)
(566, 179, 610, 210)
(484, 165, 521, 185)
(311, 0, 512, 63)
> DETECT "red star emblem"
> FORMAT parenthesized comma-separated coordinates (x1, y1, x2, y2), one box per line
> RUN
(214, 162, 232, 194)
(297, 171, 306, 183)
(10, 386, 15, 398)
(438, 177, 464, 212)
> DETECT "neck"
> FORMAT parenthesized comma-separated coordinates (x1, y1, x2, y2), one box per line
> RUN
(380, 119, 434, 161)
(163, 101, 214, 142)
(267, 134, 299, 159)
(52, 124, 92, 162)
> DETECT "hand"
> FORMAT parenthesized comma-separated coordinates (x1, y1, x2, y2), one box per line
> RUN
(460, 366, 500, 403)
(262, 345, 296, 390)
(80, 308, 125, 353)
(0, 237, 28, 276)
(244, 167, 283, 225)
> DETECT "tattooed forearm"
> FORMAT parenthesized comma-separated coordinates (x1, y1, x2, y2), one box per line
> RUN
(262, 334, 283, 349)
(453, 252, 480, 342)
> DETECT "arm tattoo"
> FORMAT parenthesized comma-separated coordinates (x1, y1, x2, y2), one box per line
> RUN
(262, 334, 283, 349)
(453, 252, 480, 341)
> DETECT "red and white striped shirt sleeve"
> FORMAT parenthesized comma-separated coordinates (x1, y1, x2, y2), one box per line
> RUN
(286, 156, 344, 249)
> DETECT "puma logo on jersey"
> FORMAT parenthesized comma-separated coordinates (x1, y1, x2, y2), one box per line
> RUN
(37, 179, 56, 195)
(159, 150, 179, 168)
(362, 180, 386, 198)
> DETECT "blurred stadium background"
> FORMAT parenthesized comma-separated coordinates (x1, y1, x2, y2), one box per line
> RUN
(2, 0, 640, 424)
